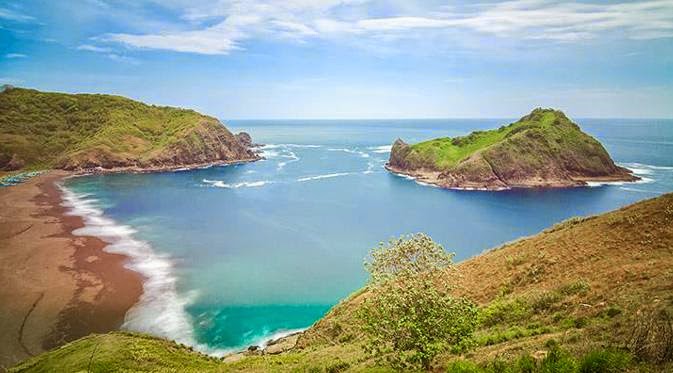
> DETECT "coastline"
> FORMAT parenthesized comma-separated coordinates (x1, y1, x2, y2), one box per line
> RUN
(384, 163, 640, 191)
(0, 171, 143, 370)
(66, 156, 261, 176)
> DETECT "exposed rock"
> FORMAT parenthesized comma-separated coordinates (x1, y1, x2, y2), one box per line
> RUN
(235, 132, 253, 147)
(387, 108, 638, 190)
(263, 332, 302, 355)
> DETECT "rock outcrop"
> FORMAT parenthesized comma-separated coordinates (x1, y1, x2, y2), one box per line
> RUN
(387, 108, 638, 190)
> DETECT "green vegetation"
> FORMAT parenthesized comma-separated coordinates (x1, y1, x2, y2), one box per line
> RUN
(388, 108, 633, 188)
(398, 109, 589, 170)
(0, 86, 250, 171)
(357, 234, 478, 370)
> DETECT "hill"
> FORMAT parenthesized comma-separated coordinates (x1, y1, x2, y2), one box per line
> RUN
(10, 192, 673, 372)
(0, 87, 258, 172)
(387, 108, 637, 190)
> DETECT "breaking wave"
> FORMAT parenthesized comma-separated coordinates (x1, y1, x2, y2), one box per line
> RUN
(203, 179, 271, 188)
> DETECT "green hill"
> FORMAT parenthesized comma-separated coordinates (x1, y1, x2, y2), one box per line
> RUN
(387, 108, 636, 190)
(0, 86, 257, 171)
(10, 193, 673, 372)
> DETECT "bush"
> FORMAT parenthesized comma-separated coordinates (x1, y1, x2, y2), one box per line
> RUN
(357, 234, 479, 370)
(540, 345, 577, 373)
(579, 349, 631, 373)
(446, 360, 483, 373)
(479, 297, 531, 327)
(628, 308, 673, 364)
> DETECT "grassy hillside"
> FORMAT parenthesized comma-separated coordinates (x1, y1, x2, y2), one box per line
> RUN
(388, 108, 635, 189)
(11, 193, 673, 372)
(0, 86, 256, 171)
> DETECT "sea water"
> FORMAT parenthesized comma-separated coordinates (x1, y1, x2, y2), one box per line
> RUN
(63, 118, 673, 354)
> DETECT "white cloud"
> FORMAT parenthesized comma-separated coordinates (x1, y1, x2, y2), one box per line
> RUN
(100, 0, 673, 55)
(77, 44, 113, 53)
(0, 7, 34, 22)
(76, 44, 139, 64)
(5, 53, 27, 59)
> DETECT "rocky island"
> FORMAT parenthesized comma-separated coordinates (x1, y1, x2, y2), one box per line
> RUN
(386, 108, 638, 190)
(0, 86, 259, 173)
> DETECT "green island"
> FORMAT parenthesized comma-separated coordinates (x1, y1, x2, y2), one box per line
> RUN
(387, 108, 637, 190)
(0, 86, 258, 173)
(11, 192, 673, 372)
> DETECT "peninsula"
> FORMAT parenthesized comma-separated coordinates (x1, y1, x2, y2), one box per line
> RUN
(0, 86, 259, 173)
(386, 108, 638, 190)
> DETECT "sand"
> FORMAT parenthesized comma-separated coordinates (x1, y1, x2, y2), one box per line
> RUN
(0, 171, 143, 370)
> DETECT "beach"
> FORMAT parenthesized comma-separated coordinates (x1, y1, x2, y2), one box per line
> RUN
(0, 171, 142, 370)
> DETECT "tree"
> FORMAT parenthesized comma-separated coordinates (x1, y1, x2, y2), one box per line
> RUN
(357, 233, 478, 370)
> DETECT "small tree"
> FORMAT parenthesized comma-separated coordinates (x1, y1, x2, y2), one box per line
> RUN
(357, 234, 478, 370)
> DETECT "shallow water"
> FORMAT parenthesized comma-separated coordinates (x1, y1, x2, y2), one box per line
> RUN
(63, 118, 673, 353)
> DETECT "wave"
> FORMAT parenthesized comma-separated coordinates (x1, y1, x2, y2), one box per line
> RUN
(621, 162, 673, 171)
(203, 179, 271, 189)
(277, 150, 300, 171)
(59, 185, 198, 347)
(327, 148, 370, 158)
(369, 145, 392, 154)
(619, 187, 663, 194)
(249, 328, 306, 349)
(297, 172, 351, 182)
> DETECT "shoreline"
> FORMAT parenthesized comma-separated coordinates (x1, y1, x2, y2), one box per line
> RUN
(384, 163, 641, 191)
(65, 156, 261, 177)
(0, 171, 143, 369)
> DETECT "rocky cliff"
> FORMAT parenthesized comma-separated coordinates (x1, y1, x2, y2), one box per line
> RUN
(0, 87, 259, 172)
(387, 108, 637, 190)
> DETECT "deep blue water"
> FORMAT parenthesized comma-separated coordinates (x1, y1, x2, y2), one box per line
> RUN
(64, 118, 673, 353)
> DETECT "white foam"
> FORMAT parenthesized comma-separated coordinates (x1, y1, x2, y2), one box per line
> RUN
(327, 148, 370, 158)
(277, 150, 300, 171)
(251, 328, 306, 349)
(297, 172, 351, 182)
(619, 187, 663, 194)
(369, 145, 392, 154)
(59, 185, 198, 348)
(203, 179, 271, 189)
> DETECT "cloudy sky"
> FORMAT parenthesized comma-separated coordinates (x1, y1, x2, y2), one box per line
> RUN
(1, 0, 672, 118)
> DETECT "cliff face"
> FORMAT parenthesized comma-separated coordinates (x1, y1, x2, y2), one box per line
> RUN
(0, 87, 259, 172)
(387, 108, 637, 190)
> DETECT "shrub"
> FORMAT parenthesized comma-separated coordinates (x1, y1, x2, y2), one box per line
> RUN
(628, 308, 673, 364)
(446, 360, 483, 373)
(579, 349, 631, 373)
(558, 280, 590, 296)
(540, 345, 577, 373)
(479, 297, 531, 327)
(357, 234, 479, 370)
(530, 291, 563, 313)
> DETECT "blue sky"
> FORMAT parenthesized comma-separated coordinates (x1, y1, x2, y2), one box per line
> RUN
(1, 0, 672, 119)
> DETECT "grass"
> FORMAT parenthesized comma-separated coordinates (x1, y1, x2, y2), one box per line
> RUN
(392, 108, 622, 186)
(11, 193, 673, 372)
(0, 87, 244, 171)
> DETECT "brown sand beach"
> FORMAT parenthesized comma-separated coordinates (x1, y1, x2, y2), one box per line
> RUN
(0, 171, 143, 370)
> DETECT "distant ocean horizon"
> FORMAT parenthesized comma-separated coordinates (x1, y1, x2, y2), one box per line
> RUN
(62, 118, 673, 355)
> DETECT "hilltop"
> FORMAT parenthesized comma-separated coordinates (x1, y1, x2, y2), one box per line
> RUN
(10, 192, 673, 372)
(0, 87, 258, 172)
(387, 108, 637, 190)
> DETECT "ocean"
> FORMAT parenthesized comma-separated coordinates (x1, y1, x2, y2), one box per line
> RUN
(62, 118, 673, 354)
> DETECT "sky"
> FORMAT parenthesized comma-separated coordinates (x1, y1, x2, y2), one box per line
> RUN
(1, 0, 673, 119)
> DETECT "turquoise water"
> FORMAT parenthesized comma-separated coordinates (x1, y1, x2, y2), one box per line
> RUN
(64, 118, 673, 353)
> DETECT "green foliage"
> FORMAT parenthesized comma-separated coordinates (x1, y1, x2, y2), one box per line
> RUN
(558, 280, 590, 296)
(364, 233, 454, 284)
(479, 297, 531, 327)
(358, 234, 478, 370)
(446, 360, 483, 373)
(0, 87, 228, 170)
(540, 345, 577, 373)
(578, 349, 631, 373)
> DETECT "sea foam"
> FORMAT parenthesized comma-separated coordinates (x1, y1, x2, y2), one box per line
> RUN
(203, 179, 271, 188)
(59, 185, 198, 348)
(297, 172, 351, 182)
